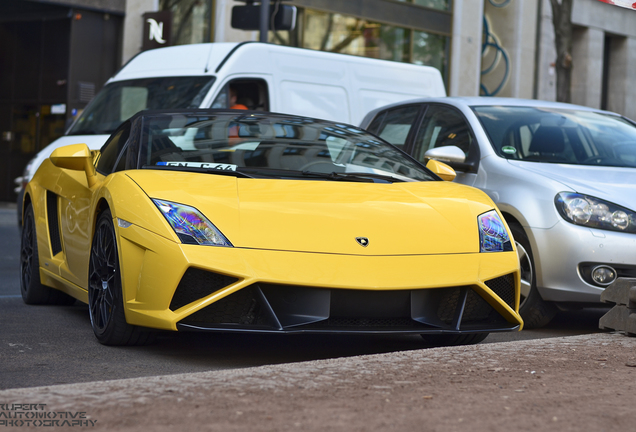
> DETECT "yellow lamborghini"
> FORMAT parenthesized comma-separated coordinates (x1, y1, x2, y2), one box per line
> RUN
(21, 109, 523, 346)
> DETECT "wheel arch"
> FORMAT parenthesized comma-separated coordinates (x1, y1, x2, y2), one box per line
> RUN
(501, 210, 546, 295)
(22, 192, 33, 226)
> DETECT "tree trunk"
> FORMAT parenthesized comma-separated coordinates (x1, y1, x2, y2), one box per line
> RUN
(549, 0, 574, 102)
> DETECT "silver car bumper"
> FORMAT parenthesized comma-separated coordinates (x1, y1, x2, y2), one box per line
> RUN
(530, 220, 636, 303)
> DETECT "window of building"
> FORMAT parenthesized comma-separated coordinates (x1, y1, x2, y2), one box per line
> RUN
(160, 0, 212, 45)
(270, 8, 449, 86)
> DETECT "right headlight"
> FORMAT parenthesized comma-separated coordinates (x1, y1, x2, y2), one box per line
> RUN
(478, 210, 513, 252)
(555, 192, 636, 233)
(153, 199, 233, 246)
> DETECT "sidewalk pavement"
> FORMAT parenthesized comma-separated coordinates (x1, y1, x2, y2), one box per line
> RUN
(1, 332, 635, 431)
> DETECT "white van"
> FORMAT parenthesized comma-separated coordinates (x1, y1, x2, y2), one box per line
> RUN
(16, 41, 445, 219)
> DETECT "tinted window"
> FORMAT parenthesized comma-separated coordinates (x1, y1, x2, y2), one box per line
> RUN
(211, 79, 270, 111)
(412, 105, 473, 161)
(366, 106, 420, 148)
(97, 123, 131, 174)
(473, 106, 636, 167)
(140, 112, 436, 182)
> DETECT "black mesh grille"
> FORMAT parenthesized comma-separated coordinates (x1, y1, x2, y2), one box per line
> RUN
(463, 289, 498, 322)
(46, 190, 62, 255)
(485, 274, 516, 309)
(437, 288, 461, 323)
(436, 288, 494, 324)
(180, 287, 261, 325)
(170, 268, 238, 311)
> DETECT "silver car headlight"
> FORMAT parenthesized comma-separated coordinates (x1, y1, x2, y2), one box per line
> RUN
(555, 192, 636, 234)
(153, 199, 233, 246)
(478, 210, 513, 252)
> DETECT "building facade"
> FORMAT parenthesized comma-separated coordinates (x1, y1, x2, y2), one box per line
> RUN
(0, 0, 124, 201)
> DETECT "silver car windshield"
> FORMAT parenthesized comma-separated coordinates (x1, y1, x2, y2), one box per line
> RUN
(473, 106, 636, 168)
(141, 112, 435, 182)
(69, 76, 215, 135)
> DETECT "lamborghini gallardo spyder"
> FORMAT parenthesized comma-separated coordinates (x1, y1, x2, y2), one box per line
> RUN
(20, 109, 523, 345)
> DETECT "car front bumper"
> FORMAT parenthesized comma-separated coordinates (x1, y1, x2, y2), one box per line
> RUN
(116, 222, 523, 333)
(530, 220, 636, 303)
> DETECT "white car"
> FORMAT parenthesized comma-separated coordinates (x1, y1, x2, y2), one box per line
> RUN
(360, 97, 636, 328)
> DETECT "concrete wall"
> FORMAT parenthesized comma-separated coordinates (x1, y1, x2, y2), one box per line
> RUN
(449, 0, 484, 96)
(122, 0, 157, 64)
(536, 0, 636, 119)
(572, 0, 636, 119)
(535, 0, 557, 102)
(606, 36, 636, 120)
(482, 0, 539, 98)
(571, 26, 604, 109)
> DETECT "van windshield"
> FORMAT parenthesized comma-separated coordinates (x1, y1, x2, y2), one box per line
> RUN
(68, 76, 215, 135)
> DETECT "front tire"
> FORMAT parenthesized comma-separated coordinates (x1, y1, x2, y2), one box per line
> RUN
(20, 204, 75, 305)
(88, 209, 154, 346)
(509, 223, 557, 329)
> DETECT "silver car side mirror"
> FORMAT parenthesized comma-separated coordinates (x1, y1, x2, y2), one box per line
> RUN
(424, 145, 466, 164)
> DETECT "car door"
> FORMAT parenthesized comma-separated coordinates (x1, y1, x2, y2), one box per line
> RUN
(57, 123, 131, 287)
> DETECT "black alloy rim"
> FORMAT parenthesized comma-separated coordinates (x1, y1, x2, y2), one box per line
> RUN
(88, 219, 118, 334)
(20, 210, 34, 292)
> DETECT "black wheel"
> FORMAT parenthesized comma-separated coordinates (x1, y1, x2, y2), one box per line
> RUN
(88, 209, 154, 346)
(509, 223, 557, 329)
(420, 333, 489, 347)
(20, 204, 75, 305)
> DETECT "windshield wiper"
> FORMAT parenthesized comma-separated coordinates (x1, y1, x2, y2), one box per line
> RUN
(302, 171, 405, 183)
(238, 168, 376, 182)
(143, 165, 255, 178)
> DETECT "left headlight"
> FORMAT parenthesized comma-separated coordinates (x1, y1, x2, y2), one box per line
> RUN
(555, 192, 636, 233)
(478, 210, 513, 252)
(153, 199, 233, 246)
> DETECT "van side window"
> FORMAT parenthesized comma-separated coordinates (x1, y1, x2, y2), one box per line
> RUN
(412, 105, 474, 162)
(212, 79, 269, 111)
(366, 106, 420, 149)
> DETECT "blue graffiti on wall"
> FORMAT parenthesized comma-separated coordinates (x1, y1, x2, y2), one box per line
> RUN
(480, 2, 510, 96)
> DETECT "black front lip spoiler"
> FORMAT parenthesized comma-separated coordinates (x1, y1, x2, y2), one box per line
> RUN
(176, 323, 521, 335)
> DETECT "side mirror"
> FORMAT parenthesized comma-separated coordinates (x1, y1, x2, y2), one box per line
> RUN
(50, 144, 98, 188)
(426, 159, 456, 182)
(424, 145, 466, 164)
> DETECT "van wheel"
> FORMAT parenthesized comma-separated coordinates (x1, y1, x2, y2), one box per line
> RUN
(509, 223, 557, 329)
(20, 204, 75, 306)
(420, 333, 489, 346)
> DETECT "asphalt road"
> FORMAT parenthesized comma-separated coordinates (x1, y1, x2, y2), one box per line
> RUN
(0, 203, 609, 391)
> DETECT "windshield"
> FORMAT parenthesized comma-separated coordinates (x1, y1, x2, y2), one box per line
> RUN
(473, 106, 636, 168)
(69, 76, 215, 135)
(140, 112, 435, 182)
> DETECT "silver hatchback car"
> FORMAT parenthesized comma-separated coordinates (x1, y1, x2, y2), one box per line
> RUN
(360, 97, 636, 328)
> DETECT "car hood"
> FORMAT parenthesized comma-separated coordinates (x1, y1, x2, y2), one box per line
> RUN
(508, 161, 636, 211)
(127, 171, 495, 255)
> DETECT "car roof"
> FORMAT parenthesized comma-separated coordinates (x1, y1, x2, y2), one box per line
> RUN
(368, 96, 617, 115)
(127, 108, 365, 130)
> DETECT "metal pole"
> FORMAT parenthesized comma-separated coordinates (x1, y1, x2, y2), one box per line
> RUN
(259, 0, 270, 42)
